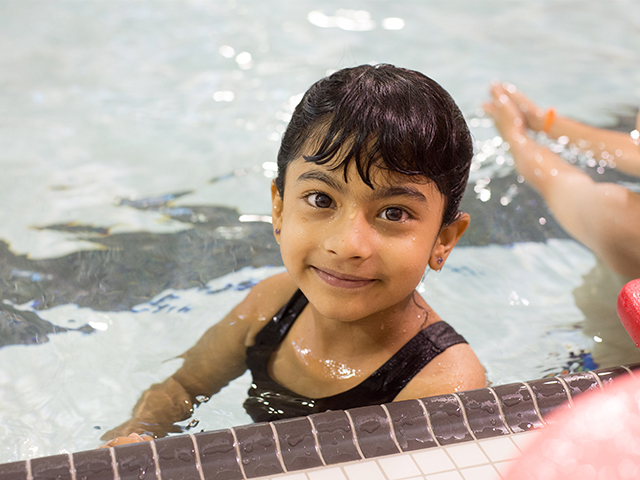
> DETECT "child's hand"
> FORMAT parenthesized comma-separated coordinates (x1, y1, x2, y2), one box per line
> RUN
(98, 433, 154, 449)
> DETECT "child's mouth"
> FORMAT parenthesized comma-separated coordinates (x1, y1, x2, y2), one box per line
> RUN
(312, 266, 376, 289)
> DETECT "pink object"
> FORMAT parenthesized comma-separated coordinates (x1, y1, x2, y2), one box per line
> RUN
(617, 279, 640, 348)
(503, 374, 640, 480)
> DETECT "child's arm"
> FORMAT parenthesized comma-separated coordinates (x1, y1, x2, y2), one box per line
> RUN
(484, 84, 640, 279)
(100, 272, 296, 442)
(498, 83, 640, 178)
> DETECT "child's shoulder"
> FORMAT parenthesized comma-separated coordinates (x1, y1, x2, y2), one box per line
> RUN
(233, 271, 298, 341)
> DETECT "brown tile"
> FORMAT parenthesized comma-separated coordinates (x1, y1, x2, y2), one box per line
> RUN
(272, 417, 323, 471)
(527, 378, 570, 423)
(113, 441, 158, 480)
(560, 371, 600, 399)
(31, 454, 72, 480)
(421, 394, 473, 445)
(193, 430, 243, 480)
(385, 400, 437, 452)
(348, 405, 399, 458)
(154, 435, 200, 480)
(596, 366, 634, 387)
(457, 388, 510, 439)
(73, 448, 115, 480)
(309, 410, 361, 465)
(234, 423, 283, 478)
(0, 460, 28, 480)
(493, 383, 544, 433)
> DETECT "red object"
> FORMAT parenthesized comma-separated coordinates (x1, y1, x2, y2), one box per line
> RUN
(502, 374, 640, 480)
(617, 279, 640, 348)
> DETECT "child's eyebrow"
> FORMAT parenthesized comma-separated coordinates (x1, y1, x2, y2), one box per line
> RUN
(371, 185, 427, 203)
(296, 170, 345, 193)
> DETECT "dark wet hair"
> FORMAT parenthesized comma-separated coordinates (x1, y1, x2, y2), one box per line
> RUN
(275, 64, 473, 226)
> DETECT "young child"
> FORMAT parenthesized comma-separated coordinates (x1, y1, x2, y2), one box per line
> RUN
(483, 82, 640, 279)
(101, 64, 486, 445)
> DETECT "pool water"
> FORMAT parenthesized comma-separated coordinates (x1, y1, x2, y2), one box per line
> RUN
(1, 0, 640, 464)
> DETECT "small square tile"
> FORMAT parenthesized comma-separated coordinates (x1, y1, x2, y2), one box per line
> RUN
(493, 460, 517, 478)
(271, 473, 309, 480)
(445, 443, 489, 468)
(510, 431, 542, 453)
(307, 466, 347, 480)
(0, 461, 28, 480)
(378, 454, 422, 479)
(460, 465, 499, 480)
(343, 460, 386, 480)
(477, 436, 521, 463)
(309, 411, 361, 465)
(425, 471, 463, 480)
(412, 448, 455, 475)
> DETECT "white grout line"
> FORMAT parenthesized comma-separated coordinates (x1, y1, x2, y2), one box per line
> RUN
(452, 393, 477, 441)
(188, 434, 206, 480)
(109, 447, 120, 480)
(555, 376, 574, 407)
(379, 404, 402, 453)
(521, 382, 546, 427)
(487, 386, 514, 435)
(344, 411, 365, 460)
(229, 427, 248, 480)
(67, 453, 76, 480)
(588, 370, 603, 389)
(148, 440, 163, 480)
(621, 365, 636, 378)
(416, 398, 441, 447)
(306, 416, 327, 466)
(269, 422, 288, 473)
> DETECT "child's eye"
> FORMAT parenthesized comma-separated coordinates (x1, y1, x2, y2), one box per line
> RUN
(306, 193, 334, 209)
(380, 207, 409, 222)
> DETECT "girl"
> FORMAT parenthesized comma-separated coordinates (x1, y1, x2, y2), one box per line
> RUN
(102, 64, 486, 444)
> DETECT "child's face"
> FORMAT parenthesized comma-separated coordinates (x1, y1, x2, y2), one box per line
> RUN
(271, 154, 469, 323)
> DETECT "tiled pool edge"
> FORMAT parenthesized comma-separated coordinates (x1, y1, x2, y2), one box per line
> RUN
(1, 364, 638, 480)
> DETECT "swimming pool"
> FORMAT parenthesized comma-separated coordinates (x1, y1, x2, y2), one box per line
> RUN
(1, 0, 640, 464)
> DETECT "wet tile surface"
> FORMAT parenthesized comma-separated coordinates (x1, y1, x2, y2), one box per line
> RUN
(4, 363, 640, 480)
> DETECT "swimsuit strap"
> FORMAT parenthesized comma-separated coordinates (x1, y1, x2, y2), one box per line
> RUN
(315, 320, 467, 409)
(246, 289, 308, 375)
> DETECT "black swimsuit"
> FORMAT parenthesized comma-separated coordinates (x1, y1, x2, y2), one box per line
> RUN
(243, 289, 468, 422)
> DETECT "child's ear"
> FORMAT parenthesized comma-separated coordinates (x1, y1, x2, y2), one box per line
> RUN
(271, 181, 283, 241)
(428, 213, 470, 270)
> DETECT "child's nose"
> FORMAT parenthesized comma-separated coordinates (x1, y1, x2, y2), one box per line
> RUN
(323, 210, 375, 260)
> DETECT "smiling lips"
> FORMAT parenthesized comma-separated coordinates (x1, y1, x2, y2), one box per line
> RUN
(312, 266, 376, 289)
